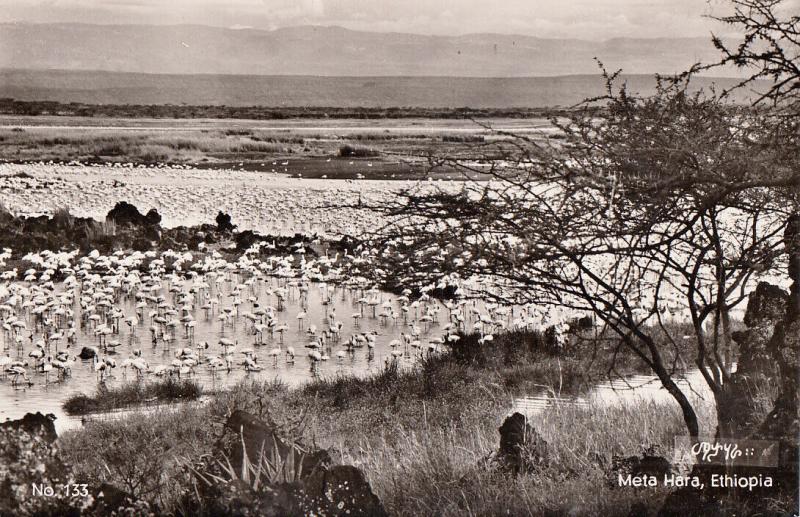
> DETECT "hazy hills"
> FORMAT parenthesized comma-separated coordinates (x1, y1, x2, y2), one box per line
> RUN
(0, 23, 753, 109)
(0, 23, 730, 77)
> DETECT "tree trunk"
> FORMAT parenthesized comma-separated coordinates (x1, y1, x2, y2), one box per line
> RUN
(652, 360, 700, 437)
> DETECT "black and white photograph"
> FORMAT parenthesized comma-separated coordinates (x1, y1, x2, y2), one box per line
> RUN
(0, 1, 798, 515)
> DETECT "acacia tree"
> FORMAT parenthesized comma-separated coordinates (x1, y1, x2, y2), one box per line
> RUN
(708, 0, 799, 109)
(355, 77, 797, 438)
(704, 0, 800, 441)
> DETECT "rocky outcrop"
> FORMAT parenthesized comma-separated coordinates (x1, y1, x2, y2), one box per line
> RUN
(497, 412, 549, 474)
(0, 412, 58, 443)
(224, 410, 331, 477)
(216, 211, 236, 232)
(609, 450, 671, 488)
(731, 282, 787, 374)
(299, 465, 388, 517)
(192, 410, 388, 516)
(106, 201, 161, 227)
(716, 282, 789, 438)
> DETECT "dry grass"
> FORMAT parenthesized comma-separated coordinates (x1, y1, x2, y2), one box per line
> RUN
(0, 125, 500, 165)
(0, 128, 303, 163)
(59, 331, 759, 516)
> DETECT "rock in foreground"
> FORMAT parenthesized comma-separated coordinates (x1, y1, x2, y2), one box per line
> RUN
(0, 412, 58, 443)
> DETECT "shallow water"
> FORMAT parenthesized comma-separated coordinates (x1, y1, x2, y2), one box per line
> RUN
(0, 277, 460, 434)
(513, 368, 716, 416)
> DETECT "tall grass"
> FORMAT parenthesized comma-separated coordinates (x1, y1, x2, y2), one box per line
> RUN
(56, 331, 736, 515)
(337, 401, 705, 517)
(51, 206, 74, 228)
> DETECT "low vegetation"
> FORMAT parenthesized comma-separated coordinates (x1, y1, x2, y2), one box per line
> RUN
(338, 144, 379, 158)
(0, 124, 517, 168)
(0, 98, 571, 119)
(62, 377, 202, 415)
(52, 329, 752, 516)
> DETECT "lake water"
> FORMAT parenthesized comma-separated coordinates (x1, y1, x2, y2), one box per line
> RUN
(0, 275, 462, 434)
(513, 368, 717, 416)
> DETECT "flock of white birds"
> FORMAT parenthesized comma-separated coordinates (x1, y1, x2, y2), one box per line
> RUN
(0, 234, 583, 421)
(0, 162, 448, 237)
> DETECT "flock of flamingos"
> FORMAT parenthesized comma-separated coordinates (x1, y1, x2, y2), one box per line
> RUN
(0, 241, 574, 399)
(0, 161, 585, 424)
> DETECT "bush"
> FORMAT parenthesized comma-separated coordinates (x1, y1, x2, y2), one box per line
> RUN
(0, 427, 153, 516)
(61, 407, 213, 507)
(338, 144, 379, 158)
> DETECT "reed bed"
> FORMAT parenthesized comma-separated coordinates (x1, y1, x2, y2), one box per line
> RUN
(63, 377, 203, 415)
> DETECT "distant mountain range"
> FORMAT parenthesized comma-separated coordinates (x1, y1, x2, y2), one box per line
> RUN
(0, 23, 731, 77)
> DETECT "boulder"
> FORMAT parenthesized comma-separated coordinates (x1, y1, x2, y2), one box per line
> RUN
(722, 282, 793, 438)
(0, 412, 58, 443)
(216, 211, 236, 232)
(610, 451, 671, 487)
(731, 281, 787, 373)
(78, 346, 97, 360)
(299, 465, 388, 517)
(497, 412, 549, 474)
(224, 410, 330, 478)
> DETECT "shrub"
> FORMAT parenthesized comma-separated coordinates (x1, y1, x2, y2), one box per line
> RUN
(0, 427, 90, 515)
(338, 144, 379, 157)
(61, 407, 213, 506)
(96, 142, 127, 156)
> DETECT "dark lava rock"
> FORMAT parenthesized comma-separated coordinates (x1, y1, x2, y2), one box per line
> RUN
(88, 482, 148, 515)
(190, 478, 301, 517)
(719, 282, 789, 437)
(145, 208, 162, 226)
(106, 201, 160, 227)
(731, 281, 788, 374)
(497, 412, 549, 474)
(299, 465, 388, 517)
(610, 451, 671, 487)
(0, 412, 57, 443)
(224, 410, 331, 477)
(216, 211, 236, 232)
(196, 411, 387, 516)
(78, 346, 97, 360)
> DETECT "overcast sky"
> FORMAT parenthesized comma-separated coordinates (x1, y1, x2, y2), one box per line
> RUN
(0, 0, 795, 40)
